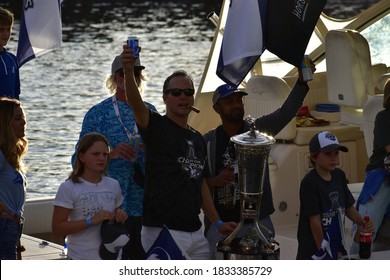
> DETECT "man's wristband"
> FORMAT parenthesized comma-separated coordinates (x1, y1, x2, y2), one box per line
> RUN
(85, 217, 93, 228)
(215, 219, 223, 231)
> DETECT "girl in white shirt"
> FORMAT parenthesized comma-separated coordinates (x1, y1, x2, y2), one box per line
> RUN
(52, 133, 127, 259)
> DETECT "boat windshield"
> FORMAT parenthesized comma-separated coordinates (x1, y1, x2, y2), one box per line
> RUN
(198, 0, 389, 94)
(262, 2, 390, 77)
(323, 0, 383, 20)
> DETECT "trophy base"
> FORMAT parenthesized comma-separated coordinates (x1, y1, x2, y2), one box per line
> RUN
(216, 238, 280, 260)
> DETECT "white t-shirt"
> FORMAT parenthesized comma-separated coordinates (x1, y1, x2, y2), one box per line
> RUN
(53, 176, 123, 260)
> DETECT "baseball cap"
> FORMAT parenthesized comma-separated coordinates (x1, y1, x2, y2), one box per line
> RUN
(309, 131, 348, 153)
(99, 220, 130, 260)
(212, 84, 248, 105)
(111, 55, 145, 74)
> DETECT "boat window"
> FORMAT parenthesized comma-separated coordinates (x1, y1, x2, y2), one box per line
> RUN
(312, 14, 390, 75)
(323, 0, 382, 20)
(362, 14, 390, 66)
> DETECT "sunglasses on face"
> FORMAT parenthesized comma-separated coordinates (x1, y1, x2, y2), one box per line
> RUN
(117, 69, 141, 78)
(164, 88, 195, 97)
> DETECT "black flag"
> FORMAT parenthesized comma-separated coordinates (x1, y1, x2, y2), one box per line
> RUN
(265, 0, 327, 67)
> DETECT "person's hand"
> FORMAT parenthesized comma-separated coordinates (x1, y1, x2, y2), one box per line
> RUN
(209, 166, 235, 187)
(121, 44, 138, 72)
(114, 208, 128, 224)
(0, 201, 12, 216)
(363, 218, 375, 234)
(91, 209, 115, 225)
(353, 218, 375, 242)
(110, 142, 137, 161)
(297, 59, 316, 83)
(218, 221, 238, 235)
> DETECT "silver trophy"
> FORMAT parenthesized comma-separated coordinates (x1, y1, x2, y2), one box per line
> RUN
(216, 117, 280, 260)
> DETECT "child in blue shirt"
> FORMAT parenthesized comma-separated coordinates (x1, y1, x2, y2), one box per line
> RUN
(0, 7, 20, 99)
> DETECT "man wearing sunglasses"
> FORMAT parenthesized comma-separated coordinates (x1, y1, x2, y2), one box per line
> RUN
(72, 55, 156, 260)
(203, 63, 316, 258)
(121, 44, 235, 259)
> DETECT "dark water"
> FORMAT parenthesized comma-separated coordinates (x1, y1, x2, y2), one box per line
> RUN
(2, 0, 385, 198)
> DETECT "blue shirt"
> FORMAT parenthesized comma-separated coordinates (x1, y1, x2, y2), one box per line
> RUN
(0, 151, 26, 217)
(0, 49, 20, 99)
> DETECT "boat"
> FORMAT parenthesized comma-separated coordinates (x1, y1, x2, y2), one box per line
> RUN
(22, 0, 390, 260)
(188, 0, 390, 259)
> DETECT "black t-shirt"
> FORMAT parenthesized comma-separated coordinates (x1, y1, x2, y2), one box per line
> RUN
(140, 111, 206, 232)
(296, 168, 355, 259)
(366, 109, 390, 171)
(214, 126, 241, 222)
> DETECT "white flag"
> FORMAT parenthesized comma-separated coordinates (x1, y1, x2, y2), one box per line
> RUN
(216, 0, 266, 87)
(17, 0, 63, 67)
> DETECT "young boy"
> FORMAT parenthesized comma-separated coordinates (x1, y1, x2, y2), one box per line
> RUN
(296, 131, 373, 259)
(0, 7, 20, 99)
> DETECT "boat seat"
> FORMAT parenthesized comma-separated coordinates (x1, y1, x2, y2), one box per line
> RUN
(372, 64, 389, 92)
(244, 75, 296, 140)
(375, 73, 390, 94)
(326, 29, 374, 127)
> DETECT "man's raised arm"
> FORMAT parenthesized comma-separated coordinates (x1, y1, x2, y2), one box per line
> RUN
(121, 44, 150, 130)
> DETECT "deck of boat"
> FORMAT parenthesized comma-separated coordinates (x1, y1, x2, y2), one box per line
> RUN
(20, 234, 66, 260)
(20, 231, 390, 260)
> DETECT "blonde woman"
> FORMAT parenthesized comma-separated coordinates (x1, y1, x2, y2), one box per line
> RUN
(0, 97, 27, 259)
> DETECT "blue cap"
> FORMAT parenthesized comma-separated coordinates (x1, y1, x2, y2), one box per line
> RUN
(212, 84, 248, 105)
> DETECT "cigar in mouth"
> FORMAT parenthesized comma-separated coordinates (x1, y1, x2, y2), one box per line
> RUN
(189, 105, 200, 113)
